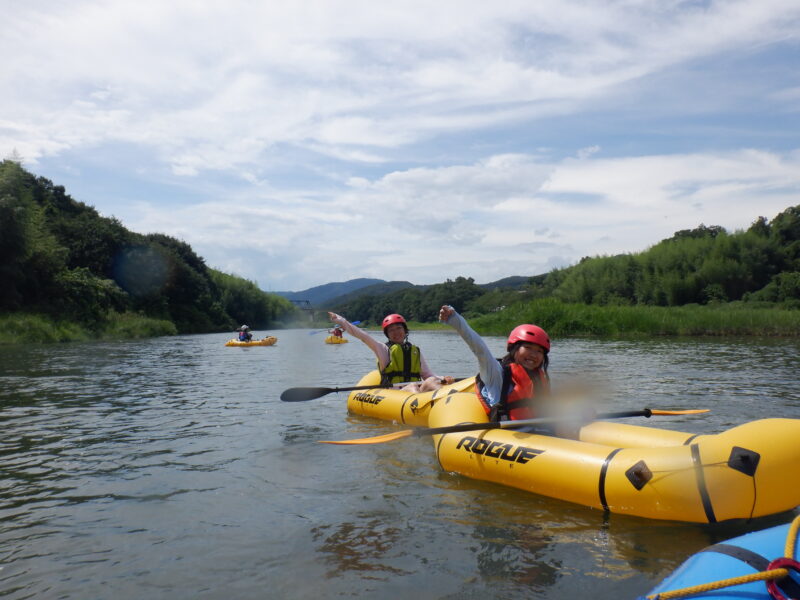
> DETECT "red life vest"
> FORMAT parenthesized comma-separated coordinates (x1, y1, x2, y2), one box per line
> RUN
(476, 362, 550, 421)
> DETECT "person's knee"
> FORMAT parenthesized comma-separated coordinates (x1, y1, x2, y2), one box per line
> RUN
(418, 377, 443, 393)
(402, 383, 422, 393)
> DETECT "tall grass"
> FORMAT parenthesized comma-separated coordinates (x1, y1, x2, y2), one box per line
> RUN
(0, 311, 176, 344)
(467, 298, 800, 337)
(0, 313, 90, 344)
(5, 301, 798, 344)
(99, 311, 177, 339)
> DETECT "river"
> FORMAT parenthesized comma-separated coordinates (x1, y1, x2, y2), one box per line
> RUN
(1, 329, 799, 599)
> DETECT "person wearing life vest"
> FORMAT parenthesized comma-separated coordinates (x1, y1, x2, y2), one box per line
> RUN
(439, 304, 574, 438)
(329, 325, 344, 338)
(328, 311, 454, 393)
(237, 325, 253, 342)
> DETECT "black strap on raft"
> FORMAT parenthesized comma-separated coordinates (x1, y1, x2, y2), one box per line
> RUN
(598, 447, 623, 512)
(702, 543, 800, 598)
(690, 443, 717, 523)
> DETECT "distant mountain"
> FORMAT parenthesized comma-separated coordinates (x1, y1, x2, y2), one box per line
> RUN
(325, 275, 534, 307)
(276, 275, 536, 308)
(325, 280, 418, 307)
(274, 278, 386, 306)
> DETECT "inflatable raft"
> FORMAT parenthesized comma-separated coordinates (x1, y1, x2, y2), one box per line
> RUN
(347, 370, 476, 426)
(225, 336, 278, 347)
(642, 516, 800, 599)
(427, 393, 800, 523)
(324, 335, 348, 344)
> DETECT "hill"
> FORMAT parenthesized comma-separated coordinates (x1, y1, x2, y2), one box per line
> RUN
(478, 275, 531, 290)
(324, 280, 418, 306)
(322, 275, 535, 308)
(274, 278, 386, 306)
(0, 159, 295, 336)
(317, 205, 800, 325)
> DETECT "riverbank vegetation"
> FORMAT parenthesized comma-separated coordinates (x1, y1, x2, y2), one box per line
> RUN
(0, 160, 296, 343)
(3, 159, 799, 342)
(316, 300, 800, 338)
(0, 311, 178, 344)
(467, 298, 800, 337)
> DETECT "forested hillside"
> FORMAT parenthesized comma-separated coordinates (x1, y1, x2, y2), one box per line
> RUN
(331, 276, 526, 323)
(536, 215, 800, 307)
(331, 208, 800, 324)
(325, 280, 417, 306)
(323, 276, 534, 309)
(0, 160, 295, 336)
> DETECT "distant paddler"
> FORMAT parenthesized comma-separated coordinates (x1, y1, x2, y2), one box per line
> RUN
(236, 324, 253, 342)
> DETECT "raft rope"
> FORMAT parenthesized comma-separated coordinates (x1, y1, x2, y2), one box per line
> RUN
(646, 514, 800, 600)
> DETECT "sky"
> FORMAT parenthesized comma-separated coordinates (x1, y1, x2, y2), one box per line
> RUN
(2, 1, 800, 292)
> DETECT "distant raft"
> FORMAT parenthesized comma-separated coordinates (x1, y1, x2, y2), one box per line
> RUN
(324, 335, 348, 344)
(225, 336, 278, 347)
(347, 370, 476, 426)
(642, 516, 800, 599)
(427, 392, 800, 523)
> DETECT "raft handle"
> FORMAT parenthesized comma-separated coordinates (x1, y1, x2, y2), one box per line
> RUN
(727, 446, 761, 477)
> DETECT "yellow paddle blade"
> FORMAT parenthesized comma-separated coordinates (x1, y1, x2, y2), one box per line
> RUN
(650, 409, 709, 415)
(320, 429, 414, 445)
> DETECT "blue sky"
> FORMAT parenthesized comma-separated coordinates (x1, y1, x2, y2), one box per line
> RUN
(3, 1, 799, 292)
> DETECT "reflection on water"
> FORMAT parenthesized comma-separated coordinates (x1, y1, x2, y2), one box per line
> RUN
(472, 522, 559, 592)
(311, 519, 412, 579)
(1, 331, 799, 599)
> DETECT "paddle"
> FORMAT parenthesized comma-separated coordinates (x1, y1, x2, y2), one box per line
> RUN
(280, 377, 468, 402)
(308, 321, 360, 335)
(320, 408, 710, 445)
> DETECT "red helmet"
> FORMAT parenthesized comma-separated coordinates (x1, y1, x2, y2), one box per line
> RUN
(507, 324, 550, 352)
(382, 313, 408, 335)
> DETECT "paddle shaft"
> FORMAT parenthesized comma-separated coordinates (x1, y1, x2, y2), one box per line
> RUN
(320, 407, 708, 444)
(280, 377, 467, 402)
(327, 381, 428, 393)
(415, 409, 658, 437)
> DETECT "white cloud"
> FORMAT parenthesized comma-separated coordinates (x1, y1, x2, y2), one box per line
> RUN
(104, 148, 800, 290)
(2, 1, 799, 290)
(5, 1, 799, 169)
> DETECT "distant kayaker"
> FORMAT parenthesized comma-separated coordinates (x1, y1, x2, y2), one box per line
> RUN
(328, 311, 454, 393)
(439, 305, 576, 438)
(329, 325, 344, 338)
(237, 325, 253, 342)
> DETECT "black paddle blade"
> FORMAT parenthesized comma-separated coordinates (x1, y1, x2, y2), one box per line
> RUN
(280, 387, 333, 402)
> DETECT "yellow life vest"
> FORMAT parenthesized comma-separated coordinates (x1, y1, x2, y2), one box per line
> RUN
(380, 342, 422, 385)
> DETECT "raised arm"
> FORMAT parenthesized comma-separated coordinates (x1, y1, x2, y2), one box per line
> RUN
(439, 305, 504, 400)
(328, 312, 389, 369)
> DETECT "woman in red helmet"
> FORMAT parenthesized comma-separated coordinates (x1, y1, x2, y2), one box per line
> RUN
(328, 311, 454, 393)
(439, 304, 571, 436)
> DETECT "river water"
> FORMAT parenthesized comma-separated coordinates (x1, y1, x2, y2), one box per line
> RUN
(1, 329, 799, 599)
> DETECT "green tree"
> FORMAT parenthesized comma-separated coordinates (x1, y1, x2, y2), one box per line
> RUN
(771, 205, 800, 271)
(0, 161, 68, 311)
(210, 269, 296, 329)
